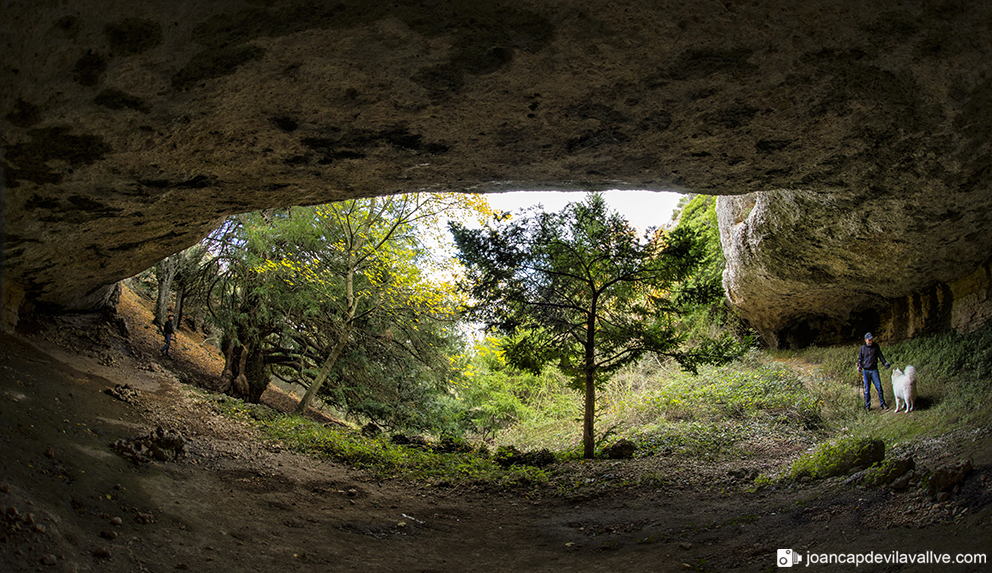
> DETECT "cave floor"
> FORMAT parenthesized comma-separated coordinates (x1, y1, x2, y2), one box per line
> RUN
(2, 308, 990, 572)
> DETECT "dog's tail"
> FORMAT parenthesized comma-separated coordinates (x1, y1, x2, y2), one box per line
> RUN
(905, 365, 916, 383)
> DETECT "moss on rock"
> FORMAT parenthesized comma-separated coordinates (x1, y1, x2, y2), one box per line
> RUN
(862, 455, 915, 487)
(789, 436, 885, 480)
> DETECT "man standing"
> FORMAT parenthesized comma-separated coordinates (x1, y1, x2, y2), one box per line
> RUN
(857, 332, 890, 411)
(161, 313, 175, 358)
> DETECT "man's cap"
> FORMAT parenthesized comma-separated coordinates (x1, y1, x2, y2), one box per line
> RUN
(864, 332, 874, 340)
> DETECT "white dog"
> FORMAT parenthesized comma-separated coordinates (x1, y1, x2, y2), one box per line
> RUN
(891, 366, 917, 413)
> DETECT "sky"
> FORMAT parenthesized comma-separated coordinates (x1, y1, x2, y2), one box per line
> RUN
(429, 189, 688, 275)
(481, 190, 686, 232)
(441, 189, 688, 340)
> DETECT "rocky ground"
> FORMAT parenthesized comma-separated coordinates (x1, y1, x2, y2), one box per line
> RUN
(2, 288, 991, 572)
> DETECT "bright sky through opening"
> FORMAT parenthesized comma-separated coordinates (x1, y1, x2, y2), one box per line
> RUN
(482, 190, 685, 232)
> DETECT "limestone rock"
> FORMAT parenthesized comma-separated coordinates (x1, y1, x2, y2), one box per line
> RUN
(923, 460, 973, 497)
(111, 426, 186, 463)
(3, 0, 992, 342)
(604, 438, 637, 460)
(104, 383, 140, 404)
(719, 190, 992, 347)
(493, 445, 556, 468)
(862, 455, 915, 487)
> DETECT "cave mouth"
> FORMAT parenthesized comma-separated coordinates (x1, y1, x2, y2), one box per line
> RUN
(775, 309, 881, 350)
(478, 189, 685, 229)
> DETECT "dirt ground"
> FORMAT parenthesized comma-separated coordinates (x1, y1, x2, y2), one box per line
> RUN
(2, 289, 992, 572)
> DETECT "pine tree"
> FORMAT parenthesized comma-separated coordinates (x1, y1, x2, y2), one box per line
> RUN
(451, 193, 747, 458)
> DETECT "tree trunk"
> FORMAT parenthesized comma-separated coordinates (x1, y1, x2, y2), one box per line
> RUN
(583, 368, 595, 459)
(218, 337, 235, 393)
(232, 345, 250, 399)
(583, 299, 598, 459)
(221, 337, 269, 404)
(242, 344, 268, 403)
(153, 257, 176, 327)
(295, 222, 366, 414)
(582, 353, 597, 459)
(174, 284, 188, 332)
(295, 323, 353, 414)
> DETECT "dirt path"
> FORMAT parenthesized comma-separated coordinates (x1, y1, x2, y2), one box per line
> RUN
(2, 303, 991, 572)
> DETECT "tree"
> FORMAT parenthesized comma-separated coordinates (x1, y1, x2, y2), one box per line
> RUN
(204, 213, 283, 402)
(204, 193, 491, 413)
(283, 194, 489, 414)
(670, 195, 725, 307)
(152, 257, 176, 327)
(148, 244, 213, 336)
(171, 244, 211, 332)
(450, 193, 747, 458)
(284, 195, 456, 413)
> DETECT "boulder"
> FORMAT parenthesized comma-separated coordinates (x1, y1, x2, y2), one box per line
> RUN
(719, 190, 992, 347)
(604, 438, 637, 460)
(923, 460, 973, 497)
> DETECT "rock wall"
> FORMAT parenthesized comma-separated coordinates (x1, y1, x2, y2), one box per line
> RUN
(719, 190, 992, 347)
(3, 0, 992, 342)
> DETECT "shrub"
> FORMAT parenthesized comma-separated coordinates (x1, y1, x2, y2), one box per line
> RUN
(258, 415, 548, 486)
(788, 436, 885, 480)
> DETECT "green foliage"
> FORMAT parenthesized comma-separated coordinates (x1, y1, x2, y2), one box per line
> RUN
(451, 192, 750, 457)
(741, 326, 992, 484)
(638, 354, 821, 425)
(197, 195, 484, 424)
(259, 415, 547, 486)
(473, 349, 823, 461)
(201, 320, 992, 491)
(454, 336, 576, 440)
(312, 320, 466, 433)
(861, 455, 914, 487)
(491, 445, 556, 468)
(168, 243, 213, 328)
(599, 353, 822, 460)
(882, 327, 992, 384)
(670, 195, 725, 308)
(204, 393, 280, 422)
(453, 193, 691, 376)
(785, 436, 885, 480)
(790, 325, 992, 441)
(199, 386, 543, 485)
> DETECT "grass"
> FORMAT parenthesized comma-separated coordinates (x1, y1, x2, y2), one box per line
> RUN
(784, 436, 884, 480)
(747, 326, 992, 484)
(785, 326, 992, 447)
(201, 394, 549, 487)
(489, 326, 992, 474)
(201, 325, 992, 488)
(489, 350, 825, 461)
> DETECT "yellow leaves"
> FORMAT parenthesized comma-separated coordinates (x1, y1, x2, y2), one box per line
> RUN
(243, 193, 480, 325)
(251, 256, 333, 289)
(474, 337, 507, 361)
(250, 259, 280, 274)
(433, 192, 496, 226)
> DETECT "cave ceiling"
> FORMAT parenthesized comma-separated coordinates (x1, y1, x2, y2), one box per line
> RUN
(3, 0, 992, 343)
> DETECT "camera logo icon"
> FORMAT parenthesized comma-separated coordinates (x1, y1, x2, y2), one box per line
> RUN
(777, 548, 802, 567)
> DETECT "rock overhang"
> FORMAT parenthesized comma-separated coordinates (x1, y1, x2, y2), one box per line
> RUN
(3, 0, 991, 345)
